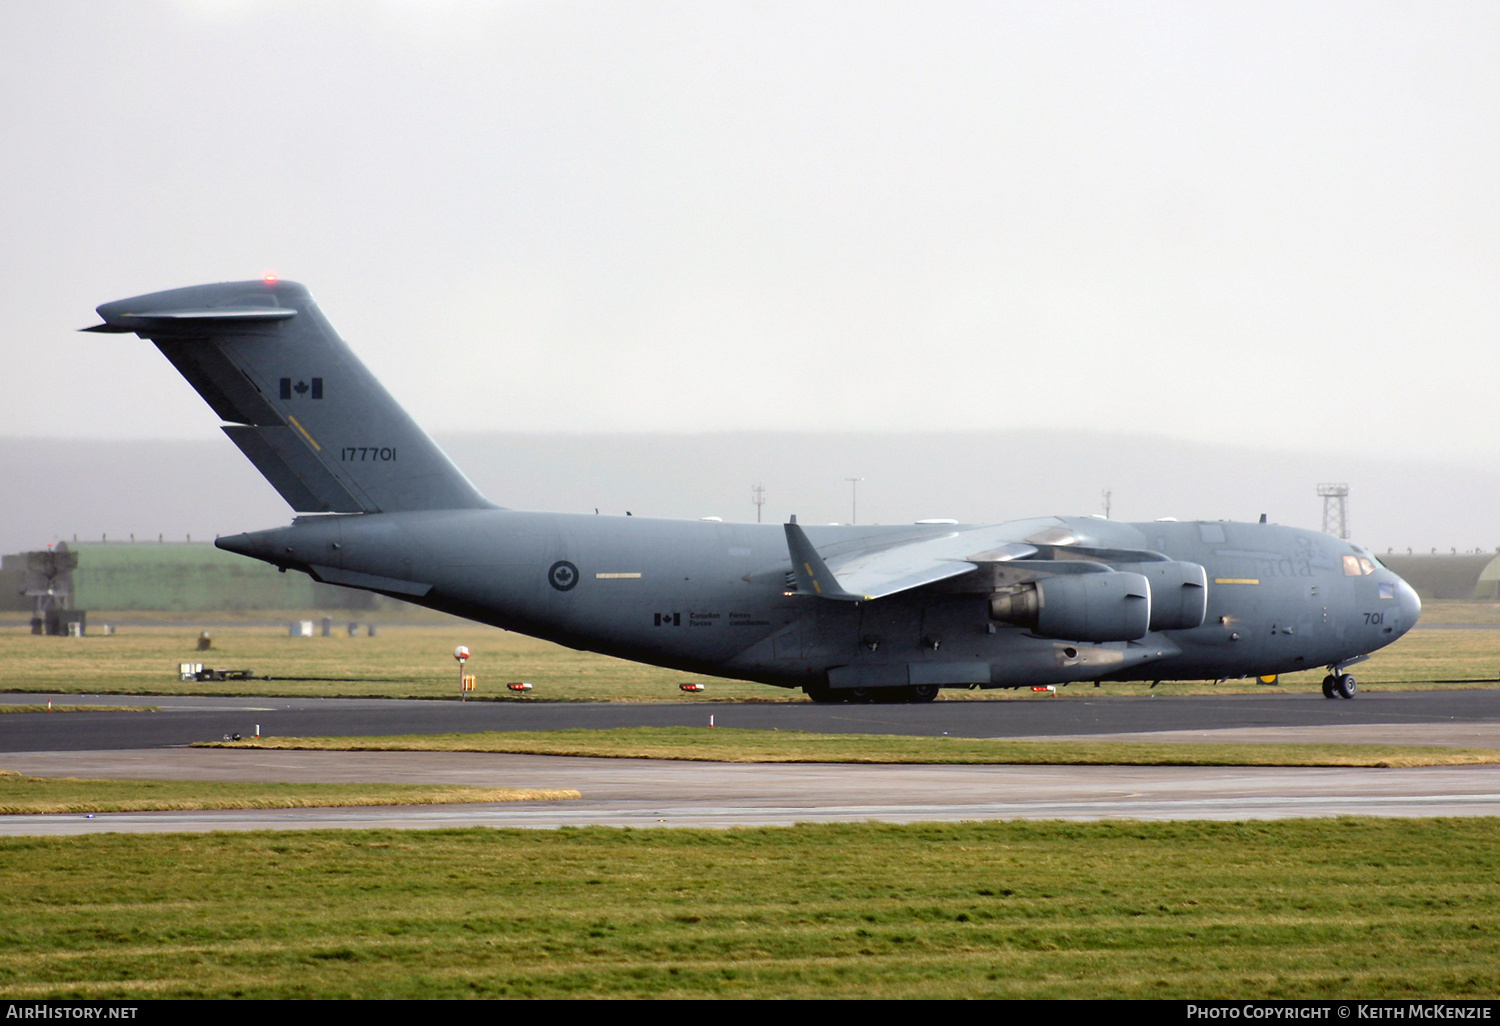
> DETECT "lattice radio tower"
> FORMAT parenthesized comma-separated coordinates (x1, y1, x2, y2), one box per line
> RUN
(1317, 483, 1349, 540)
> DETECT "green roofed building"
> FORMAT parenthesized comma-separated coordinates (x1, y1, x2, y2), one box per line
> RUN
(2, 542, 377, 612)
(1378, 553, 1499, 601)
(1475, 556, 1500, 601)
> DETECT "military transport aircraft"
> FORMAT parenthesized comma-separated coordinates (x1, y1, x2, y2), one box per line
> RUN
(88, 279, 1421, 703)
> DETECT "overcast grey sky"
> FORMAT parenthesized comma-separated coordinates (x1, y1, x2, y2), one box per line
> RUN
(3, 1, 1498, 462)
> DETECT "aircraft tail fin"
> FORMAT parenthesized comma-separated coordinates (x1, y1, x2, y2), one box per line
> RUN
(87, 279, 493, 514)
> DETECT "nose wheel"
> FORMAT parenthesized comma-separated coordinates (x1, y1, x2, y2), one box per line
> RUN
(1322, 673, 1357, 699)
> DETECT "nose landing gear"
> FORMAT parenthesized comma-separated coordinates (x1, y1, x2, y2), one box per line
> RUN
(1322, 673, 1357, 699)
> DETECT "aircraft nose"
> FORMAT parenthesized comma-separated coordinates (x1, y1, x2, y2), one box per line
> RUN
(1397, 577, 1421, 631)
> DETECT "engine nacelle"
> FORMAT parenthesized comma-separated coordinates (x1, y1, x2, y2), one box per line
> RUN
(989, 571, 1152, 642)
(1112, 560, 1208, 631)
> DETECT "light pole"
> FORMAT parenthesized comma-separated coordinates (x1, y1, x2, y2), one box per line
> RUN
(846, 477, 863, 525)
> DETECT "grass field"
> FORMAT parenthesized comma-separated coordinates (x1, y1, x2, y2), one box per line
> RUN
(0, 612, 765, 700)
(2, 601, 1498, 702)
(2, 607, 1498, 998)
(0, 774, 577, 814)
(0, 705, 153, 714)
(207, 726, 1500, 768)
(0, 819, 1497, 998)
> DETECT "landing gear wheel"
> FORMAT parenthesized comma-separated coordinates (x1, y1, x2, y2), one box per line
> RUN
(870, 685, 941, 703)
(1335, 674, 1357, 699)
(804, 687, 842, 704)
(1322, 675, 1338, 699)
(847, 687, 875, 704)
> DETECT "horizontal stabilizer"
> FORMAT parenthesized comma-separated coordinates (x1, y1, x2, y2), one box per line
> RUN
(86, 307, 298, 331)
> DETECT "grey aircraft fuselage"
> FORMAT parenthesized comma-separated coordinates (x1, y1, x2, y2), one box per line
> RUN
(218, 509, 1418, 693)
(88, 279, 1420, 702)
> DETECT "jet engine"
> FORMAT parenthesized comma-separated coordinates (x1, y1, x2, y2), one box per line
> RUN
(1112, 560, 1208, 631)
(988, 571, 1152, 642)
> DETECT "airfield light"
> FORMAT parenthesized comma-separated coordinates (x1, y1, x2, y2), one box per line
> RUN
(454, 646, 471, 700)
(507, 682, 533, 693)
(679, 682, 705, 693)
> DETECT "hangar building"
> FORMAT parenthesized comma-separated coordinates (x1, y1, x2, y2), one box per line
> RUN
(0, 541, 376, 613)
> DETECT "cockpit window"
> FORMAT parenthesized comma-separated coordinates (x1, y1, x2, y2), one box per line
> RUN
(1359, 557, 1375, 575)
(1344, 554, 1377, 576)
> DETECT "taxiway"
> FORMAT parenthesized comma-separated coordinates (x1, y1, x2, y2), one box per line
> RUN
(2, 690, 1499, 833)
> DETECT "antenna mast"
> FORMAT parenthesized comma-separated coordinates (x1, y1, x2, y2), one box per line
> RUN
(1317, 483, 1350, 540)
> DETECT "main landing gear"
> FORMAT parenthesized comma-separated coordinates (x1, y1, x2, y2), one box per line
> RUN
(803, 684, 940, 704)
(1322, 673, 1357, 700)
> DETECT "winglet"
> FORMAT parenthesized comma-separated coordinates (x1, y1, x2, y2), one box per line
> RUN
(785, 518, 863, 600)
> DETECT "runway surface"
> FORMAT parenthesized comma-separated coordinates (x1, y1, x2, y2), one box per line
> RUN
(5, 750, 1500, 834)
(4, 689, 1500, 833)
(5, 688, 1500, 751)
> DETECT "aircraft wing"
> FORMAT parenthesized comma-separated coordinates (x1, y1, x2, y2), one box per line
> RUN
(785, 521, 1034, 601)
(784, 519, 1173, 602)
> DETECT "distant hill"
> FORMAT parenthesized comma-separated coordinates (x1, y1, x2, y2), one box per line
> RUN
(2, 431, 1497, 557)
